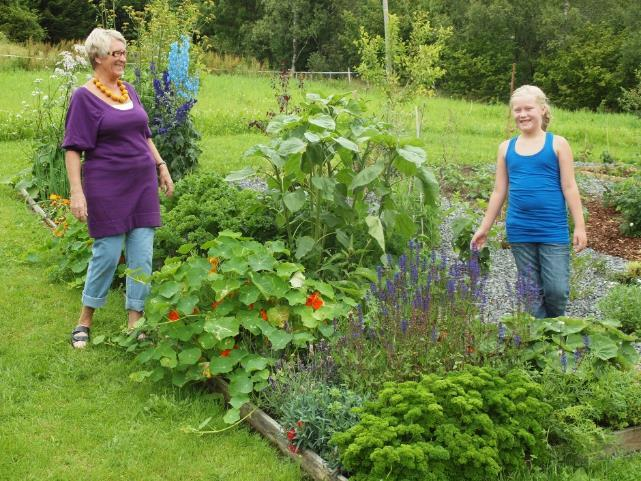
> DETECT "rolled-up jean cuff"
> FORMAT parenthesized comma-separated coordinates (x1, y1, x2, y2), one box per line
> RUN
(82, 292, 107, 309)
(126, 297, 145, 312)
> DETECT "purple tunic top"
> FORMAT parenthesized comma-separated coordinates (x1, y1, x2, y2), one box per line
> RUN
(62, 81, 161, 238)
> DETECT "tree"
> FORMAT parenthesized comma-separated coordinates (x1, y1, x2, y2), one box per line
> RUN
(0, 1, 45, 42)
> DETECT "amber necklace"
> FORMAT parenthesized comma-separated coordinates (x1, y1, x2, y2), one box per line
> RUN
(93, 77, 129, 103)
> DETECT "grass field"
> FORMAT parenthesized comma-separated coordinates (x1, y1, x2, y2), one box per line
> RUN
(1, 67, 641, 480)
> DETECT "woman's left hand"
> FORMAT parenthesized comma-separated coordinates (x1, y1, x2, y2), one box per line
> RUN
(573, 226, 587, 253)
(158, 164, 174, 197)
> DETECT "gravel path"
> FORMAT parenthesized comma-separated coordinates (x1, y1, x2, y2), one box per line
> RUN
(233, 174, 629, 323)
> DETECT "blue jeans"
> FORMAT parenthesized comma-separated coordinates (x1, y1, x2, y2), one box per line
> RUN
(510, 243, 570, 318)
(82, 227, 155, 312)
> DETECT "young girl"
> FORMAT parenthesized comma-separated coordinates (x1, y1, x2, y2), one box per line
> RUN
(471, 85, 587, 318)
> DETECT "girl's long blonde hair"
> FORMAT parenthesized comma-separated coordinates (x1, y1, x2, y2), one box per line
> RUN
(510, 85, 552, 131)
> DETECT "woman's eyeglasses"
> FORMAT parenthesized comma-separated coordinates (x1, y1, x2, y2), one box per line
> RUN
(109, 50, 127, 58)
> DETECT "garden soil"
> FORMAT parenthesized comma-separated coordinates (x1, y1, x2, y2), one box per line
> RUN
(585, 198, 641, 261)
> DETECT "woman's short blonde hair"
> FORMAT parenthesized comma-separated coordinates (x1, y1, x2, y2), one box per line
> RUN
(84, 28, 126, 69)
(510, 85, 552, 131)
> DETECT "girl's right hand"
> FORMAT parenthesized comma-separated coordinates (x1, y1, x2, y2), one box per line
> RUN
(470, 229, 487, 251)
(70, 191, 88, 222)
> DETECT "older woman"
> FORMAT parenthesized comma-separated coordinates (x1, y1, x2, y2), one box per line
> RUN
(63, 28, 174, 348)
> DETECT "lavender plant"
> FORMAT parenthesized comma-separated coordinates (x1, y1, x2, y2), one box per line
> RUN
(332, 241, 491, 391)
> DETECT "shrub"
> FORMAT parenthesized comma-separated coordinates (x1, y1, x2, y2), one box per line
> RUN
(154, 172, 280, 266)
(597, 284, 641, 334)
(540, 364, 641, 462)
(332, 366, 550, 481)
(604, 174, 641, 237)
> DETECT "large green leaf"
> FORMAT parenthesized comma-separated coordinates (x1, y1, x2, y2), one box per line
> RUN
(283, 189, 306, 212)
(308, 114, 335, 131)
(416, 166, 440, 205)
(278, 137, 307, 156)
(350, 162, 385, 190)
(266, 329, 293, 351)
(178, 347, 201, 366)
(209, 355, 236, 374)
(229, 371, 254, 395)
(204, 316, 240, 341)
(589, 334, 619, 360)
(335, 136, 359, 152)
(397, 145, 426, 166)
(558, 317, 589, 335)
(241, 355, 270, 372)
(266, 114, 300, 134)
(223, 407, 241, 424)
(365, 215, 386, 252)
(295, 236, 315, 259)
(158, 281, 181, 298)
(249, 272, 289, 299)
(177, 295, 199, 316)
(224, 167, 255, 182)
(239, 285, 261, 305)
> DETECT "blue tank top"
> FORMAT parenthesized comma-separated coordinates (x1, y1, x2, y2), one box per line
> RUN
(505, 132, 569, 243)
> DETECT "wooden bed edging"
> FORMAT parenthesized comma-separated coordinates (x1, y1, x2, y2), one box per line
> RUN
(212, 378, 349, 481)
(18, 188, 57, 229)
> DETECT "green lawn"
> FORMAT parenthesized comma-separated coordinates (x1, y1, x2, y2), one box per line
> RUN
(0, 141, 302, 481)
(1, 68, 641, 480)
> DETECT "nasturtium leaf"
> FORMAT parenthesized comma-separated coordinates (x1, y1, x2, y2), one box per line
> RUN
(198, 332, 217, 350)
(248, 253, 276, 272)
(350, 163, 385, 190)
(178, 347, 202, 366)
(135, 348, 155, 364)
(236, 310, 261, 335)
(267, 306, 290, 328)
(252, 369, 270, 381)
(229, 372, 254, 395)
(171, 371, 188, 387)
(210, 277, 241, 300)
(166, 324, 193, 342)
(254, 380, 269, 391)
(177, 295, 199, 316)
(296, 305, 319, 328)
(285, 290, 307, 306)
(293, 331, 315, 346)
(204, 316, 240, 340)
(308, 114, 335, 131)
(318, 322, 335, 338)
(295, 236, 315, 259)
(153, 342, 175, 360)
(160, 356, 178, 368)
(289, 271, 305, 289)
(283, 189, 306, 213)
(229, 395, 250, 409)
(158, 281, 181, 298)
(589, 334, 619, 360)
(92, 335, 106, 345)
(306, 280, 335, 298)
(239, 285, 261, 305)
(365, 215, 386, 252)
(266, 329, 293, 351)
(242, 355, 269, 372)
(220, 257, 249, 275)
(71, 260, 88, 273)
(277, 262, 302, 278)
(335, 136, 359, 152)
(249, 272, 289, 298)
(209, 355, 236, 374)
(223, 407, 241, 424)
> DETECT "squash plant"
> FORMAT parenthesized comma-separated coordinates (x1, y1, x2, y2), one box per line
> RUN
(127, 231, 354, 423)
(227, 92, 439, 278)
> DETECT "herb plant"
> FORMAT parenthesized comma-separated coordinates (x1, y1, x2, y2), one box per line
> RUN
(332, 366, 550, 481)
(604, 174, 641, 237)
(597, 284, 641, 334)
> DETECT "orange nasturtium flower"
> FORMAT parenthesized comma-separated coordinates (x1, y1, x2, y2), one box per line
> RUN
(259, 309, 268, 321)
(208, 256, 219, 273)
(220, 349, 232, 357)
(305, 292, 324, 310)
(49, 193, 60, 201)
(168, 310, 180, 322)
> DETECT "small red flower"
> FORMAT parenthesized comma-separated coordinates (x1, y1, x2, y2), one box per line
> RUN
(286, 428, 297, 441)
(220, 349, 232, 357)
(233, 344, 239, 350)
(168, 310, 180, 322)
(287, 444, 299, 454)
(248, 303, 254, 310)
(305, 291, 324, 310)
(211, 300, 221, 310)
(260, 309, 268, 321)
(296, 420, 304, 428)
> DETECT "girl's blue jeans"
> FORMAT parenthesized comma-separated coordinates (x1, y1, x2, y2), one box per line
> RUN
(82, 227, 155, 312)
(510, 242, 570, 318)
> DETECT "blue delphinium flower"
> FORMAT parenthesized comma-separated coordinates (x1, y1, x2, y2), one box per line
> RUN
(582, 334, 590, 349)
(498, 322, 506, 342)
(168, 35, 199, 99)
(400, 319, 408, 334)
(560, 350, 568, 373)
(513, 334, 521, 347)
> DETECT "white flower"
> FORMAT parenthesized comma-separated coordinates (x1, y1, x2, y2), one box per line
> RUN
(631, 222, 635, 227)
(289, 271, 306, 288)
(34, 78, 42, 83)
